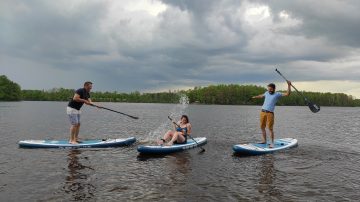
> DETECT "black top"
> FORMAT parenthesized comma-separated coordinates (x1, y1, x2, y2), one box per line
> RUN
(68, 88, 90, 110)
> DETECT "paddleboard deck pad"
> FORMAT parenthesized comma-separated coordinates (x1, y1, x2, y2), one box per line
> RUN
(18, 137, 136, 148)
(233, 138, 298, 155)
(138, 137, 207, 154)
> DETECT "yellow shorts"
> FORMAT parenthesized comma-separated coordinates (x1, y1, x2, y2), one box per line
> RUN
(260, 111, 274, 130)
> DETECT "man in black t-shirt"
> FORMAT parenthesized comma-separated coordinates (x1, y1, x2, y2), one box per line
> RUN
(67, 81, 99, 144)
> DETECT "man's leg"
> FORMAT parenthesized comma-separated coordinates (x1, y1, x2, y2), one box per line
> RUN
(75, 124, 80, 142)
(260, 112, 267, 143)
(261, 128, 267, 144)
(268, 113, 275, 148)
(269, 129, 274, 147)
(68, 114, 78, 144)
(69, 125, 77, 143)
(74, 114, 80, 142)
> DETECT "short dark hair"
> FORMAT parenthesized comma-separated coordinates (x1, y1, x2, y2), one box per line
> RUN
(84, 81, 93, 87)
(268, 83, 276, 89)
(181, 115, 189, 123)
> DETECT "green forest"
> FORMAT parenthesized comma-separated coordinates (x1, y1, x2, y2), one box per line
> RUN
(1, 75, 360, 106)
(0, 75, 22, 101)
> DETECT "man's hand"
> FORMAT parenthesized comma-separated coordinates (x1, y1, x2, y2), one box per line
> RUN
(84, 100, 91, 105)
(90, 102, 102, 108)
(283, 80, 292, 96)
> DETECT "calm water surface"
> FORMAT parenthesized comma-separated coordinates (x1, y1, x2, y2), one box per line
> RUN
(0, 102, 359, 201)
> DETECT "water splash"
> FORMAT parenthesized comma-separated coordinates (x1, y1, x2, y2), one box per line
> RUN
(147, 94, 189, 141)
(169, 94, 189, 119)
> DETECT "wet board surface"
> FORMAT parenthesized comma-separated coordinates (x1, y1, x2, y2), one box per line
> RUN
(138, 137, 207, 154)
(233, 138, 298, 155)
(18, 137, 136, 148)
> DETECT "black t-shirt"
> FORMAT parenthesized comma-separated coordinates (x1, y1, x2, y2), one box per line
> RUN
(68, 88, 90, 110)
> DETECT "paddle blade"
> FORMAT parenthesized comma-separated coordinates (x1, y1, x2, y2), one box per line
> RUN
(307, 102, 320, 113)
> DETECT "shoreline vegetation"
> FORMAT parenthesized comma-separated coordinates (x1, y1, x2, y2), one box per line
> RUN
(1, 75, 360, 106)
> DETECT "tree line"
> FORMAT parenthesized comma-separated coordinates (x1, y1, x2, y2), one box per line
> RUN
(1, 75, 360, 106)
(19, 85, 360, 107)
(0, 75, 22, 101)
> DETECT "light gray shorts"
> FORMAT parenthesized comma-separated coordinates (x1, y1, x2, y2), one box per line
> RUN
(68, 113, 80, 125)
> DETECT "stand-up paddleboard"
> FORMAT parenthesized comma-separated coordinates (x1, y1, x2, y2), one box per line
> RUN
(18, 137, 136, 148)
(138, 137, 207, 154)
(233, 138, 298, 155)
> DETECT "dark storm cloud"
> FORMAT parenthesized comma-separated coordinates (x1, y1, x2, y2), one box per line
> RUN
(1, 1, 105, 55)
(1, 0, 360, 93)
(258, 0, 360, 47)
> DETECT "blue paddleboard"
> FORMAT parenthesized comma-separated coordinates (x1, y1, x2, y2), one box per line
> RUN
(138, 137, 207, 154)
(233, 138, 298, 155)
(18, 137, 136, 148)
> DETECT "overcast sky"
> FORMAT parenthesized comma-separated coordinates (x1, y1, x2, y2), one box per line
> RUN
(1, 0, 360, 97)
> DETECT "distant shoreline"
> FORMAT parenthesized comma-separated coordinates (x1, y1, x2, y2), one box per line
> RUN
(2, 100, 360, 107)
(1, 74, 359, 106)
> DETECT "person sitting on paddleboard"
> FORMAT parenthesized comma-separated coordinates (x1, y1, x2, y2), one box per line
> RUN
(67, 81, 100, 144)
(252, 81, 291, 148)
(158, 115, 192, 146)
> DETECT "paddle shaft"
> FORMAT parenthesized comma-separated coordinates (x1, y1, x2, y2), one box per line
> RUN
(275, 69, 309, 102)
(90, 104, 139, 119)
(275, 68, 320, 113)
(167, 116, 205, 152)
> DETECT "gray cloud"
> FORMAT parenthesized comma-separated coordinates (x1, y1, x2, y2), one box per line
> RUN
(1, 0, 360, 94)
(260, 0, 360, 47)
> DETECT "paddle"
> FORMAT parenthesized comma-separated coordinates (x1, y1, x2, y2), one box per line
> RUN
(167, 116, 205, 153)
(89, 104, 139, 119)
(275, 68, 320, 113)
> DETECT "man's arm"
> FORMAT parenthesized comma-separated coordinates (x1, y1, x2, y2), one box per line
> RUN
(73, 93, 90, 104)
(87, 98, 102, 108)
(252, 94, 265, 99)
(282, 81, 292, 97)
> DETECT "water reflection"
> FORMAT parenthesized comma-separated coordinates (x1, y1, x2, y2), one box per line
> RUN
(168, 152, 191, 175)
(136, 151, 192, 198)
(63, 149, 96, 201)
(256, 155, 281, 198)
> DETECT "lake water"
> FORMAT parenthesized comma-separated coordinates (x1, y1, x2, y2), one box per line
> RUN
(0, 101, 359, 201)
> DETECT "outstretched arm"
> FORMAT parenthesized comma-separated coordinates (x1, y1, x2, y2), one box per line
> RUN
(252, 94, 265, 99)
(282, 81, 292, 97)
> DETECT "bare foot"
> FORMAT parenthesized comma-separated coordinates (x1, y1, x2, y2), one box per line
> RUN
(165, 142, 173, 146)
(269, 144, 274, 148)
(69, 141, 78, 144)
(157, 139, 165, 145)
